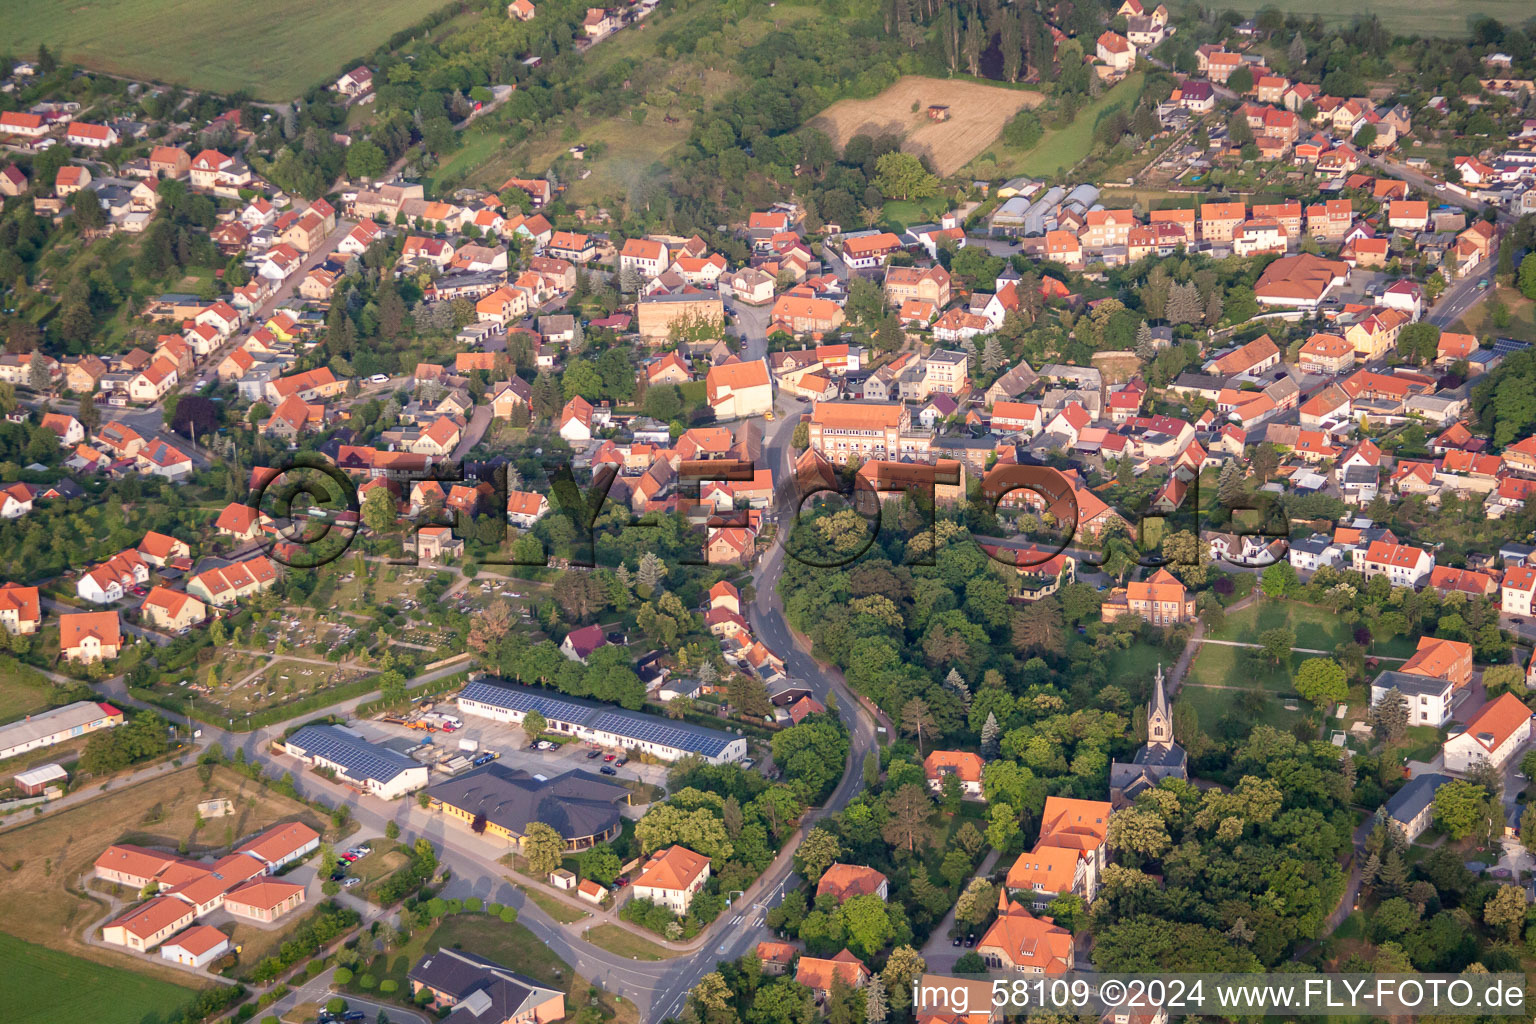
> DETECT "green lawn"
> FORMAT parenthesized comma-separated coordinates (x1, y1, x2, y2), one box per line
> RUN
(1103, 641, 1172, 687)
(1177, 682, 1307, 735)
(1186, 643, 1305, 694)
(0, 932, 196, 1024)
(0, 658, 56, 724)
(1212, 601, 1416, 658)
(1455, 284, 1536, 345)
(581, 923, 677, 960)
(882, 197, 949, 232)
(967, 72, 1146, 180)
(1176, 0, 1534, 36)
(517, 883, 591, 924)
(6, 0, 437, 98)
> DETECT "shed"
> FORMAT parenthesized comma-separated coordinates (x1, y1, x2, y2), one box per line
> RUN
(15, 763, 67, 796)
(550, 868, 577, 890)
(927, 105, 950, 121)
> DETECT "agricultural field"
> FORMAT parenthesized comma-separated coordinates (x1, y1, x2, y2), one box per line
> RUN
(6, 0, 434, 99)
(0, 765, 329, 970)
(1173, 0, 1533, 37)
(1, 931, 196, 1024)
(810, 76, 1044, 177)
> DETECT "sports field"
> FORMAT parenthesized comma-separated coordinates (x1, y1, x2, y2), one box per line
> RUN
(1188, 0, 1534, 36)
(7, 0, 437, 99)
(0, 932, 196, 1024)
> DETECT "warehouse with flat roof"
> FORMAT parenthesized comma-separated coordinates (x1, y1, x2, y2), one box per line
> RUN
(456, 680, 747, 764)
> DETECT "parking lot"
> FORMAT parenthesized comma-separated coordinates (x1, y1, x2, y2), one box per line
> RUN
(349, 712, 671, 804)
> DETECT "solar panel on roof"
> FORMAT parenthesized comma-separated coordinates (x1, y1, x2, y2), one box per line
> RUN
(458, 681, 736, 756)
(288, 725, 418, 783)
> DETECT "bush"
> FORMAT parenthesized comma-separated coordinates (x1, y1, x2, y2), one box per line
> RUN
(500, 907, 517, 923)
(326, 997, 348, 1015)
(465, 897, 483, 912)
(360, 974, 377, 989)
(334, 967, 354, 985)
(488, 902, 503, 916)
(380, 980, 399, 994)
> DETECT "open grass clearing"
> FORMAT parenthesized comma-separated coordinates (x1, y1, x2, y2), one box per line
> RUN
(811, 76, 1044, 178)
(0, 658, 58, 724)
(1455, 284, 1536, 345)
(581, 922, 678, 960)
(0, 930, 196, 1024)
(5, 0, 437, 98)
(1211, 600, 1417, 658)
(517, 882, 592, 924)
(966, 72, 1146, 180)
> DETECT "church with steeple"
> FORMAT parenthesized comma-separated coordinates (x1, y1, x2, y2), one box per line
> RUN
(1108, 663, 1187, 807)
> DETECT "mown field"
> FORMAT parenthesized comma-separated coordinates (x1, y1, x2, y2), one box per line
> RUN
(1182, 0, 1533, 36)
(811, 76, 1044, 177)
(6, 0, 437, 99)
(1, 931, 195, 1024)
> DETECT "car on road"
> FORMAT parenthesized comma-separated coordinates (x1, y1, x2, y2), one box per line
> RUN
(600, 765, 618, 776)
(370, 374, 390, 384)
(345, 1013, 366, 1022)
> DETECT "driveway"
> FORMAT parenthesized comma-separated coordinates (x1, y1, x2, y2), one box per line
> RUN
(451, 406, 493, 462)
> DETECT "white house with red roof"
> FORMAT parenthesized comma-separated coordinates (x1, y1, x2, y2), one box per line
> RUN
(66, 122, 118, 148)
(559, 623, 608, 663)
(1359, 540, 1433, 589)
(1444, 693, 1532, 773)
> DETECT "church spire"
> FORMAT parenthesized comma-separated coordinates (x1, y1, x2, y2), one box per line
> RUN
(1147, 663, 1172, 745)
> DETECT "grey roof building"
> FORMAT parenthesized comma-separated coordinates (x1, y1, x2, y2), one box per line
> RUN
(426, 763, 629, 849)
(456, 680, 747, 763)
(409, 947, 565, 1022)
(1383, 773, 1451, 841)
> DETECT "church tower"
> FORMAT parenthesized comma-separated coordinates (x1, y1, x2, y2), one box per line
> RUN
(1147, 663, 1173, 747)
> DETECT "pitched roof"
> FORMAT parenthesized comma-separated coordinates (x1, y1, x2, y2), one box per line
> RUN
(816, 864, 889, 901)
(923, 750, 984, 783)
(60, 610, 121, 651)
(1454, 693, 1530, 755)
(795, 949, 870, 991)
(634, 845, 710, 891)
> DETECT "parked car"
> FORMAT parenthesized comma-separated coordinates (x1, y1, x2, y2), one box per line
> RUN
(586, 749, 602, 759)
(603, 753, 615, 761)
(342, 876, 361, 888)
(600, 765, 618, 776)
(615, 757, 628, 766)
(370, 374, 390, 384)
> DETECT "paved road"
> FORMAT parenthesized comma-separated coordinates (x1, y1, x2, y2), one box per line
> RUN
(1427, 257, 1491, 328)
(451, 405, 493, 462)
